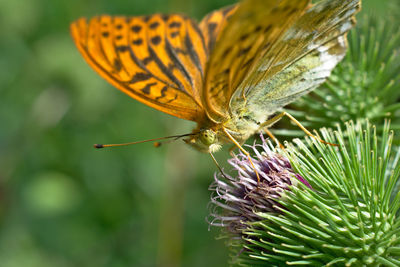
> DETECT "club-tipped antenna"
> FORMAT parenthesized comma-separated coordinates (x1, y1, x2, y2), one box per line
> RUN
(152, 136, 181, 148)
(94, 133, 195, 149)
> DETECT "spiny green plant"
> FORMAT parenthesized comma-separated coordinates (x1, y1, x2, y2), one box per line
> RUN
(210, 121, 400, 266)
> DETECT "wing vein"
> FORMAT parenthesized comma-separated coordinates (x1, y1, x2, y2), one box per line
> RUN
(164, 38, 194, 86)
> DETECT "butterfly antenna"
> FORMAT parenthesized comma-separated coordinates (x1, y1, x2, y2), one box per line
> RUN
(152, 135, 185, 148)
(94, 133, 195, 149)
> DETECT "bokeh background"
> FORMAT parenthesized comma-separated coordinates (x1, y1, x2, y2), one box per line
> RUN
(0, 0, 396, 266)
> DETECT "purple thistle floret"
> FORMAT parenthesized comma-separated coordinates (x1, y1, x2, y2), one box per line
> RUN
(208, 135, 311, 234)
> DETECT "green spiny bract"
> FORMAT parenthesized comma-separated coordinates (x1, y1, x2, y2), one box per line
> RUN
(212, 121, 400, 266)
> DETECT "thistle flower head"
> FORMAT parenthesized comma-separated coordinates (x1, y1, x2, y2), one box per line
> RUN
(208, 136, 310, 234)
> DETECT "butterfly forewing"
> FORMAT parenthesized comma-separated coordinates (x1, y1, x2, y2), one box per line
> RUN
(201, 0, 311, 123)
(199, 4, 238, 54)
(230, 0, 360, 124)
(71, 14, 208, 121)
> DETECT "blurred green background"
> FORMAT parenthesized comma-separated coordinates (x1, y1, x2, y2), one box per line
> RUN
(0, 0, 395, 266)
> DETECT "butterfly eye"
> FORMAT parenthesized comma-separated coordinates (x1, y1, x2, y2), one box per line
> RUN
(200, 129, 216, 146)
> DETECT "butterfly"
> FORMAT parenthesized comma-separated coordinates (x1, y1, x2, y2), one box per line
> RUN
(71, 0, 360, 155)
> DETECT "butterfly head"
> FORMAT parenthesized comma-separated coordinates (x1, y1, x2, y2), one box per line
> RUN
(184, 128, 222, 153)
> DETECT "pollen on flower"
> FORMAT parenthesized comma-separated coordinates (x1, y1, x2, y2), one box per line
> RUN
(208, 134, 310, 234)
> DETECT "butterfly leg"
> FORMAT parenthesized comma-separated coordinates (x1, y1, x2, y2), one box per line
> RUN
(222, 127, 261, 183)
(264, 129, 285, 149)
(260, 112, 337, 146)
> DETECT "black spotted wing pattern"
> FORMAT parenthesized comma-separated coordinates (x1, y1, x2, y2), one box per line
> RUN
(71, 14, 208, 121)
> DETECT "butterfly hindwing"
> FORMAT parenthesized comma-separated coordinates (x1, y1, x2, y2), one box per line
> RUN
(71, 14, 208, 121)
(230, 0, 360, 125)
(201, 0, 311, 122)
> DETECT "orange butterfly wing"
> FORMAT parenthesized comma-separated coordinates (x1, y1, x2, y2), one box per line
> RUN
(199, 5, 238, 54)
(70, 14, 208, 122)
